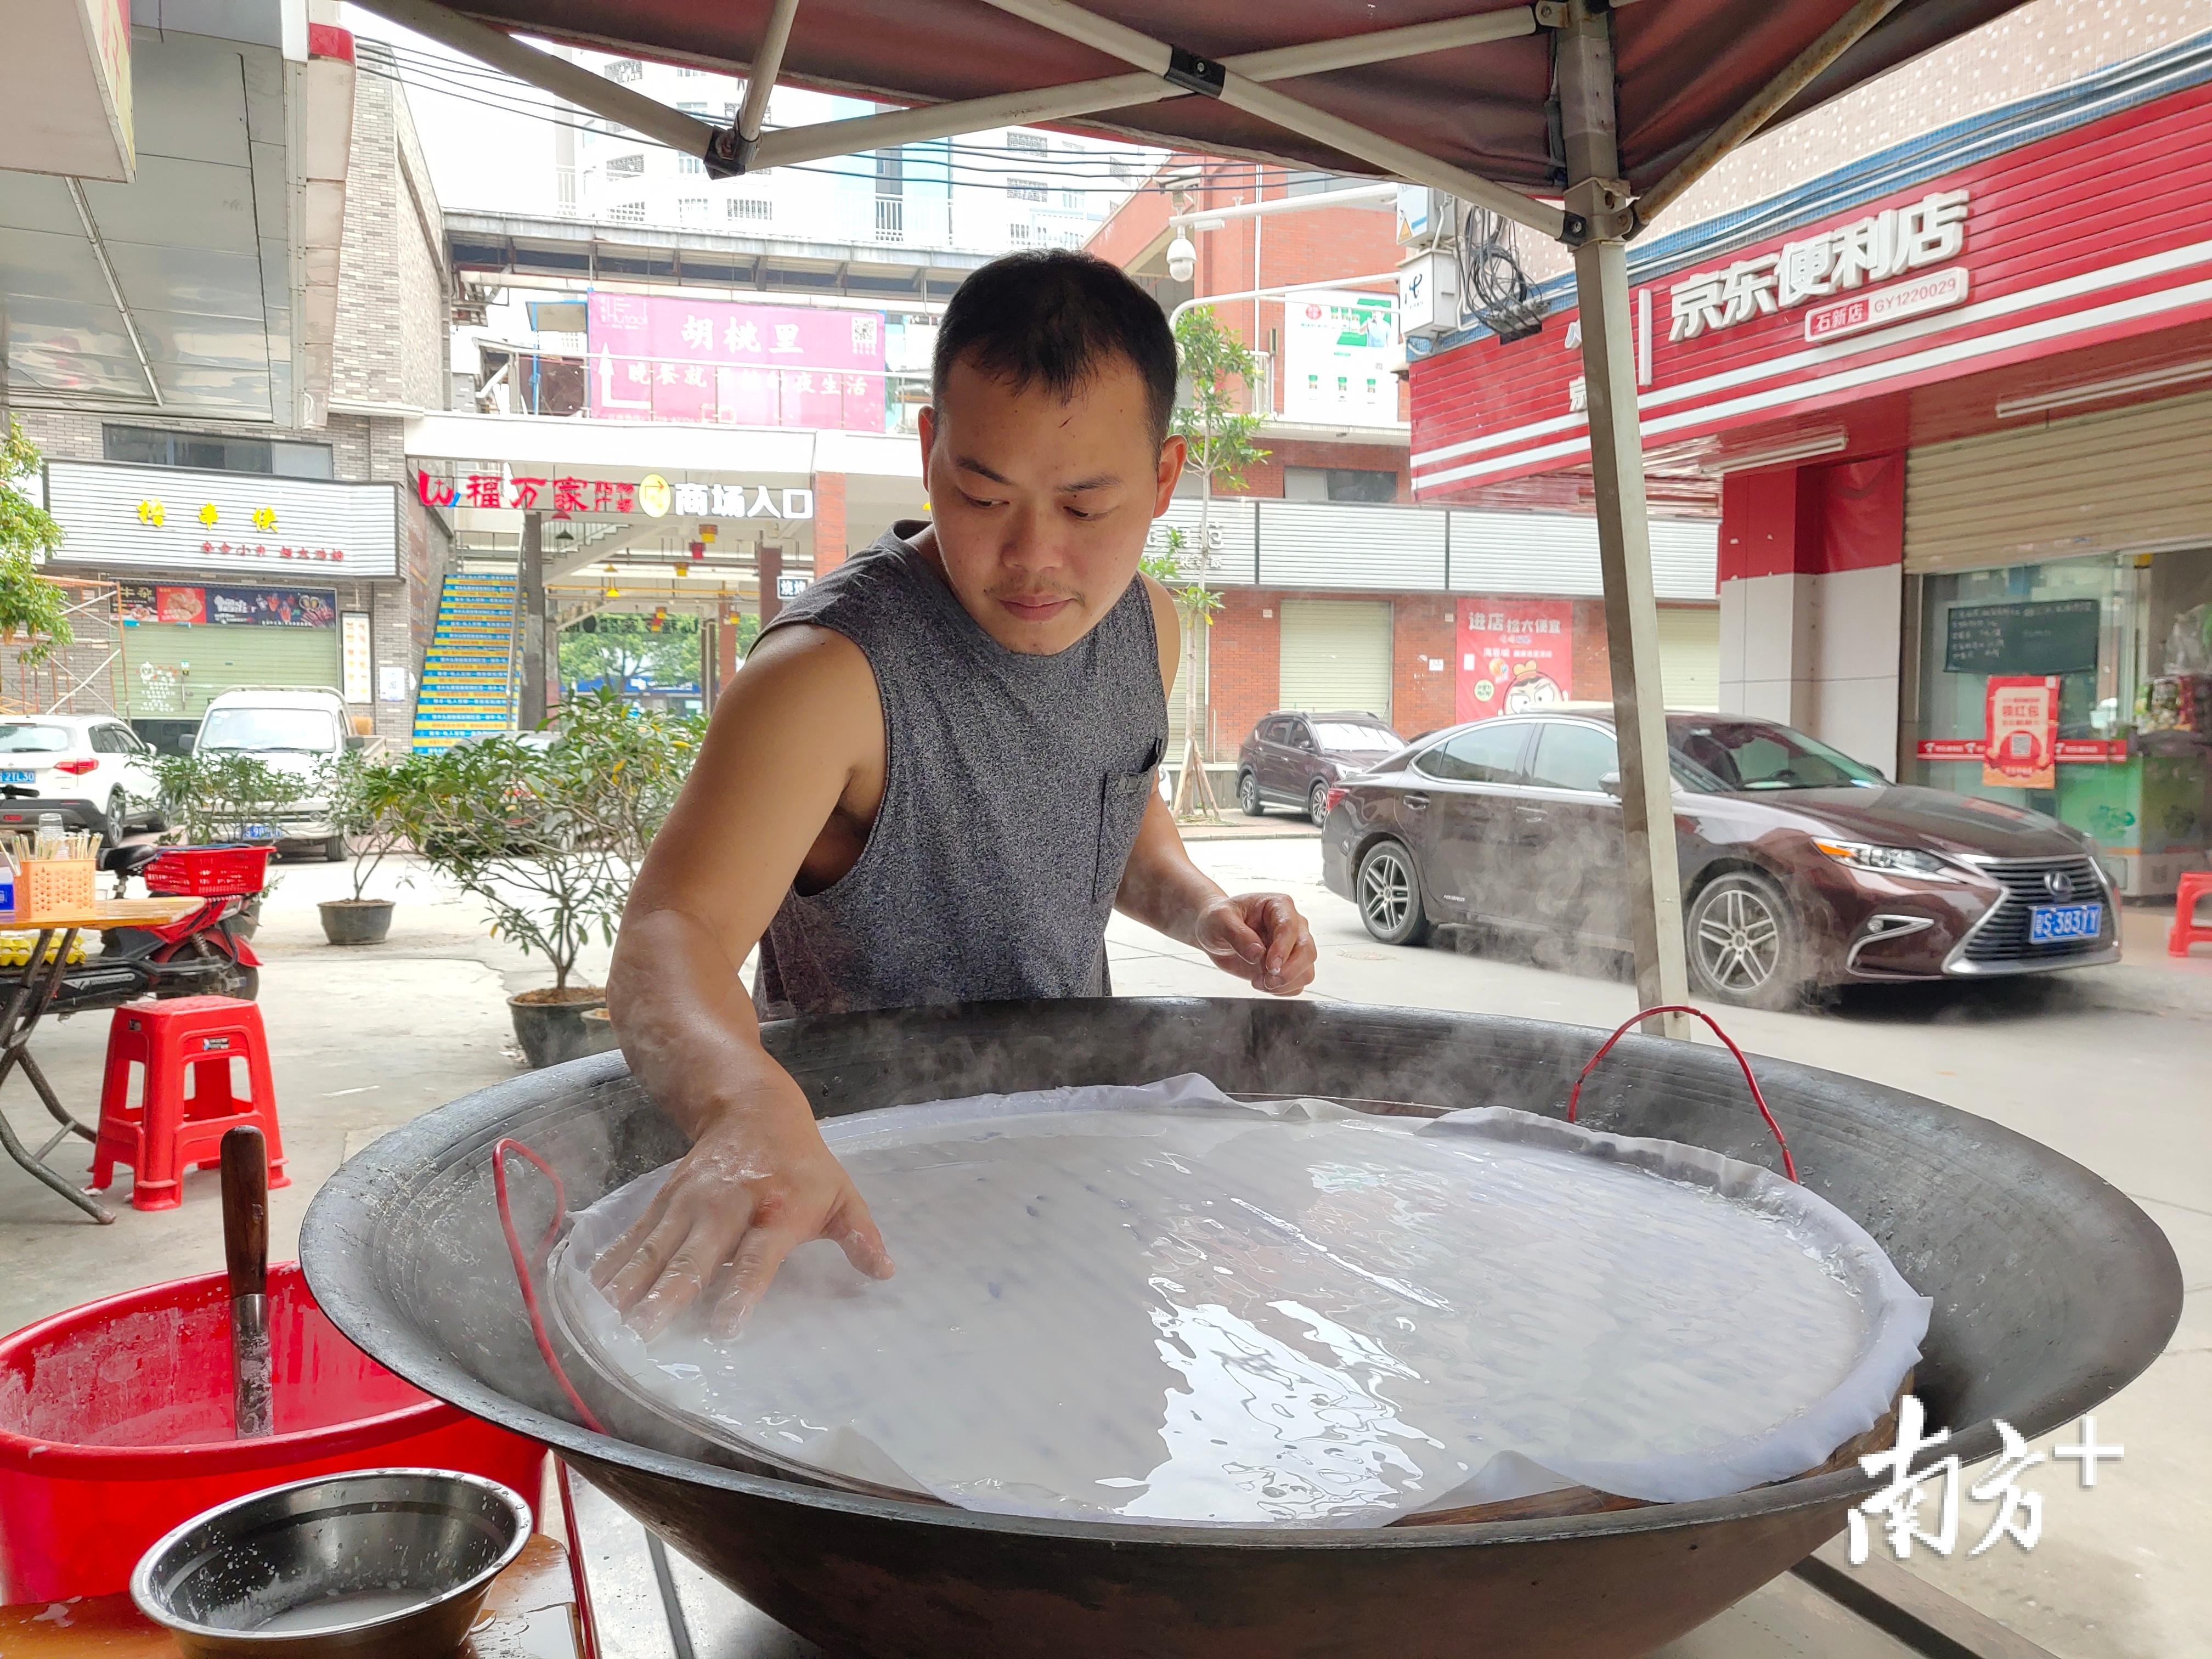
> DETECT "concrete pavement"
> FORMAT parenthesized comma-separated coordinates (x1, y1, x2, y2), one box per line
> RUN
(0, 840, 2200, 1656)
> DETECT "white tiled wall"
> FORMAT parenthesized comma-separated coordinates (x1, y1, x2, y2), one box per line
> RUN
(1719, 564, 1903, 774)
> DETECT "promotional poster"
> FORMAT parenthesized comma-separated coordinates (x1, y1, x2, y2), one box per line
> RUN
(1457, 601, 1575, 721)
(1981, 675, 2060, 789)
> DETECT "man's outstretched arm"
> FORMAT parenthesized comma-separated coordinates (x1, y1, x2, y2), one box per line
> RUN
(598, 625, 893, 1339)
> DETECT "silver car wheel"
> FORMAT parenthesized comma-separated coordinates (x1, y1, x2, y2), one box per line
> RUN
(1693, 883, 1783, 992)
(1359, 846, 1413, 935)
(1308, 781, 1329, 826)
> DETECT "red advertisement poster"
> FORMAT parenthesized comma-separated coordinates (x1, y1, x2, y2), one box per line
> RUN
(585, 292, 887, 430)
(1457, 600, 1574, 721)
(1982, 675, 2059, 789)
(154, 585, 206, 624)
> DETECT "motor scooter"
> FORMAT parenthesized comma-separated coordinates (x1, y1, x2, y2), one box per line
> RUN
(19, 843, 265, 1012)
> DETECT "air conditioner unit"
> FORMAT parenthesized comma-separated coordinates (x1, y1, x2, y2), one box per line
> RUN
(1396, 249, 1460, 340)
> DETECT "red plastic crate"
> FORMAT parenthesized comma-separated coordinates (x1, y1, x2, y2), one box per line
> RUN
(144, 844, 271, 896)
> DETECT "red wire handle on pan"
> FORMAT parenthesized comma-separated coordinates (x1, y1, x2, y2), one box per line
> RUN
(492, 1137, 609, 1434)
(1565, 1005, 1798, 1183)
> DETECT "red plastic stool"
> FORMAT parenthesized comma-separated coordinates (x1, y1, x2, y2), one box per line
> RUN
(2172, 872, 2212, 957)
(89, 997, 288, 1212)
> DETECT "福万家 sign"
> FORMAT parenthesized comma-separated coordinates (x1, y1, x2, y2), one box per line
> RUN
(1458, 600, 1573, 721)
(417, 470, 814, 521)
(1668, 189, 1969, 342)
(43, 461, 399, 578)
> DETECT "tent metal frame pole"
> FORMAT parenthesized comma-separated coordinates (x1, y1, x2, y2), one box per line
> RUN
(730, 0, 802, 168)
(1558, 2, 1691, 1037)
(970, 0, 1565, 238)
(744, 8, 1543, 172)
(350, 0, 721, 158)
(352, 0, 1541, 187)
(1633, 0, 1906, 232)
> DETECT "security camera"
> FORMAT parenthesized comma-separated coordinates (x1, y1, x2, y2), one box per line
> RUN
(1166, 234, 1197, 284)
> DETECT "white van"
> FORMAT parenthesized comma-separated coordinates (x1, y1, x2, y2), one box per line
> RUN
(190, 686, 358, 859)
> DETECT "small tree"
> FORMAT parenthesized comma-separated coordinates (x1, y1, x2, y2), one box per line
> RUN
(1139, 528, 1222, 802)
(405, 735, 620, 996)
(0, 419, 73, 664)
(320, 747, 416, 903)
(1168, 308, 1268, 819)
(405, 691, 703, 996)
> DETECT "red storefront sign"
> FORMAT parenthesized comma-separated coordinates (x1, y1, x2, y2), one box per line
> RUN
(1409, 76, 2212, 498)
(1457, 601, 1573, 721)
(1982, 676, 2059, 789)
(414, 470, 814, 520)
(1914, 736, 2128, 764)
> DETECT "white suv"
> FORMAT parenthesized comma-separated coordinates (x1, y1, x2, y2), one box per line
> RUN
(0, 715, 163, 843)
(191, 686, 356, 859)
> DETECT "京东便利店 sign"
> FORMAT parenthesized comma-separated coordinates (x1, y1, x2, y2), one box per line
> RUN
(416, 470, 815, 521)
(1667, 190, 1971, 342)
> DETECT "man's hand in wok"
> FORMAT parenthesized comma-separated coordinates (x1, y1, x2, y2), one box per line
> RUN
(1193, 891, 1318, 995)
(590, 1074, 893, 1341)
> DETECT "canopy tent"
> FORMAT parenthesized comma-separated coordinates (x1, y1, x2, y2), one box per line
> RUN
(362, 0, 2038, 1027)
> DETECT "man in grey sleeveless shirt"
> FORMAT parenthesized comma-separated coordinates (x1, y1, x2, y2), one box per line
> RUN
(596, 252, 1318, 1338)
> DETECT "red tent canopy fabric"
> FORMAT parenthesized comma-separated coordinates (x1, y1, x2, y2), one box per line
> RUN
(457, 0, 2033, 197)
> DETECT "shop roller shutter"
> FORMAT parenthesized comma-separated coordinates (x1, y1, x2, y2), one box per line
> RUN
(123, 624, 342, 719)
(1904, 390, 2212, 574)
(1257, 502, 1446, 591)
(1279, 600, 1392, 722)
(1447, 510, 1717, 601)
(1656, 606, 1721, 709)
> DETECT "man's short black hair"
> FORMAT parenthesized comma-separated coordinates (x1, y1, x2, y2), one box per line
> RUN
(932, 250, 1178, 447)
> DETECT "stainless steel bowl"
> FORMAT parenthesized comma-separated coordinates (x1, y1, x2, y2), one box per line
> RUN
(129, 1468, 532, 1659)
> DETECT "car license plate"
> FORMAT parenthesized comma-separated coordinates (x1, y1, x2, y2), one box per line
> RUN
(0, 770, 33, 786)
(241, 823, 278, 842)
(2028, 902, 2102, 944)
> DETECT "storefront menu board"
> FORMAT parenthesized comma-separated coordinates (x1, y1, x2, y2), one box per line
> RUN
(1943, 599, 2099, 677)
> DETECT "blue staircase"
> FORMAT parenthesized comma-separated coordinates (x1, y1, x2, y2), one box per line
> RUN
(411, 570, 518, 752)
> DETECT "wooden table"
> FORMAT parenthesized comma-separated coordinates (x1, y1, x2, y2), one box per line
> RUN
(0, 898, 201, 1224)
(0, 1533, 585, 1658)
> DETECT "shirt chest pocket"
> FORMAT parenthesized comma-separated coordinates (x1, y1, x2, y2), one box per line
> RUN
(1092, 764, 1159, 903)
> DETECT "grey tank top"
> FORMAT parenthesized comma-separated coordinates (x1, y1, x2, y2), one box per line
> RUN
(754, 523, 1167, 1021)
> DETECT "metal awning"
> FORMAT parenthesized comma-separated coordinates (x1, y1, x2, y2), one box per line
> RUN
(354, 0, 2038, 1031)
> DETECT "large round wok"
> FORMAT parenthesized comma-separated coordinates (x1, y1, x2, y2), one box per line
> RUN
(302, 998, 2180, 1658)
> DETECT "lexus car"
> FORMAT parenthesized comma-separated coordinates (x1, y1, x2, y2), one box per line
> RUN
(1237, 710, 1403, 825)
(1321, 708, 2119, 1007)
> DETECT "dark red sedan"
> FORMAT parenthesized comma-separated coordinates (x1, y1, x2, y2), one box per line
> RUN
(1321, 708, 2119, 1007)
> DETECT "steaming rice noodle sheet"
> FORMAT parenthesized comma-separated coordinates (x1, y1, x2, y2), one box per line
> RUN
(557, 1076, 1928, 1528)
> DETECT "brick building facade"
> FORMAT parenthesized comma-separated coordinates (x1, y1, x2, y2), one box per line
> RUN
(1094, 161, 1718, 761)
(17, 43, 450, 743)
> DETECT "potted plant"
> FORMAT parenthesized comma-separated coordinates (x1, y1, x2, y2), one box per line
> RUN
(410, 692, 703, 1067)
(314, 747, 411, 945)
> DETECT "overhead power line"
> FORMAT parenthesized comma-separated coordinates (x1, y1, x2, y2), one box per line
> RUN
(359, 46, 1356, 197)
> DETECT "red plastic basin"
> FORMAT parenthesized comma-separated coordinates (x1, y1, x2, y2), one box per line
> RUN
(0, 1262, 545, 1603)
